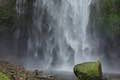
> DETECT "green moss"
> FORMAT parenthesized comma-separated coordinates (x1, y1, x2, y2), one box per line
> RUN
(0, 72, 10, 80)
(96, 0, 120, 39)
(74, 61, 102, 80)
(0, 0, 16, 32)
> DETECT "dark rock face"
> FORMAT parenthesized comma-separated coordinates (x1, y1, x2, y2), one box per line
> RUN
(0, 0, 18, 64)
(0, 0, 8, 6)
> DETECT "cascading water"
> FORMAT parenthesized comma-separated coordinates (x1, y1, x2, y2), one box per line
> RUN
(16, 0, 26, 16)
(16, 0, 95, 71)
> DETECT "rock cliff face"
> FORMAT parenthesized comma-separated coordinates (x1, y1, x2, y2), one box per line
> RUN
(0, 0, 8, 6)
(0, 0, 18, 63)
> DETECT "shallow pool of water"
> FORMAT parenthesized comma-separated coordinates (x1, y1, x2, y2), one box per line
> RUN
(48, 71, 120, 80)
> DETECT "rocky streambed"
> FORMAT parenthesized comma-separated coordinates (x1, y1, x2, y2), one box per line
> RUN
(0, 61, 120, 80)
(0, 61, 56, 80)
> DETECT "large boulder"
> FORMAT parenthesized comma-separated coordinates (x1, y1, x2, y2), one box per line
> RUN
(74, 61, 102, 80)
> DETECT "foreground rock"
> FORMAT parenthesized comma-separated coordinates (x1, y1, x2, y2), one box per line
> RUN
(74, 61, 103, 80)
(0, 72, 10, 80)
(0, 61, 56, 80)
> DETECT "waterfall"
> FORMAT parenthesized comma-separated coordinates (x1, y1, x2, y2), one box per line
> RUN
(16, 0, 94, 71)
(16, 0, 26, 16)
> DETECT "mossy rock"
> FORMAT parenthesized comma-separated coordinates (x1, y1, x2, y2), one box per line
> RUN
(74, 61, 102, 80)
(0, 72, 10, 80)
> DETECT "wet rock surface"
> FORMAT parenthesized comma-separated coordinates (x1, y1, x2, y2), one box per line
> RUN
(0, 61, 56, 80)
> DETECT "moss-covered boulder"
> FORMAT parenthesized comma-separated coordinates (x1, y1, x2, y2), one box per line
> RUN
(0, 72, 10, 80)
(74, 61, 102, 80)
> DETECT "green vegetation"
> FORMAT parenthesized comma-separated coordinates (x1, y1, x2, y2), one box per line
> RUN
(0, 0, 16, 32)
(99, 0, 120, 39)
(74, 61, 102, 80)
(0, 72, 10, 80)
(90, 0, 120, 55)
